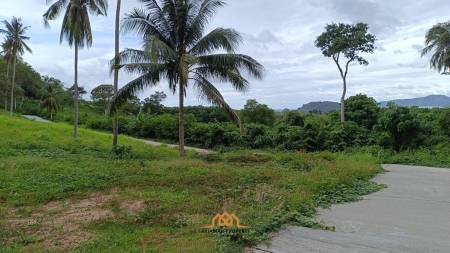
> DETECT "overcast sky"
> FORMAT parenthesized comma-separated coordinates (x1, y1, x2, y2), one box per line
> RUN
(1, 0, 450, 109)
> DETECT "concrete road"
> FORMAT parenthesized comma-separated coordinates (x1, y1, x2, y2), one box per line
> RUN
(251, 164, 450, 253)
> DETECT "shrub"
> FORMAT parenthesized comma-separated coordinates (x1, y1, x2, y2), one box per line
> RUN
(326, 121, 370, 151)
(110, 145, 134, 159)
(345, 94, 379, 129)
(241, 99, 276, 126)
(377, 104, 422, 151)
(282, 111, 305, 127)
(86, 117, 112, 131)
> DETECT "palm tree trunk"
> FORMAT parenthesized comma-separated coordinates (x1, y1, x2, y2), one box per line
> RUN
(340, 77, 347, 122)
(112, 0, 121, 146)
(179, 80, 185, 157)
(9, 56, 17, 116)
(73, 45, 79, 140)
(50, 110, 53, 121)
(5, 62, 10, 110)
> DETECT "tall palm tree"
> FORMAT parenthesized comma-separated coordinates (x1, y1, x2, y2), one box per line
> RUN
(112, 0, 121, 146)
(1, 39, 14, 110)
(41, 84, 60, 120)
(0, 17, 32, 116)
(422, 22, 450, 74)
(44, 0, 108, 139)
(110, 0, 264, 157)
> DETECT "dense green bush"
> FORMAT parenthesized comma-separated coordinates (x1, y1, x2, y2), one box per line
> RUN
(282, 111, 305, 127)
(241, 99, 276, 126)
(327, 122, 371, 151)
(86, 117, 112, 131)
(345, 94, 379, 129)
(377, 104, 423, 151)
(19, 91, 448, 156)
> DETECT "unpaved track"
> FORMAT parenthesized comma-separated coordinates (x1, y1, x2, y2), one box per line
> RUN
(23, 115, 52, 123)
(22, 115, 212, 154)
(251, 164, 450, 253)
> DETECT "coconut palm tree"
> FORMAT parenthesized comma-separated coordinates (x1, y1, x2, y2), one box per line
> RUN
(41, 84, 60, 120)
(44, 0, 108, 139)
(110, 0, 263, 157)
(0, 17, 32, 116)
(112, 0, 121, 146)
(422, 22, 450, 74)
(1, 39, 14, 110)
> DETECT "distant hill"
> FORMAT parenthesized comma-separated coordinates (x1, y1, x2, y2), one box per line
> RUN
(299, 101, 340, 112)
(380, 95, 450, 108)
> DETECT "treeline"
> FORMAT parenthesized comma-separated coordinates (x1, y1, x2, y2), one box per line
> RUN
(19, 93, 450, 153)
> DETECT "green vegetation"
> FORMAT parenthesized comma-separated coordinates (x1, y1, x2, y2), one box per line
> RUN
(44, 0, 109, 139)
(0, 114, 382, 252)
(0, 17, 32, 115)
(315, 23, 376, 122)
(1, 2, 450, 251)
(14, 92, 450, 168)
(110, 0, 263, 157)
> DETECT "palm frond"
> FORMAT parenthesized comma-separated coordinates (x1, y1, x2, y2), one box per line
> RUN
(197, 53, 264, 79)
(422, 22, 450, 73)
(122, 8, 172, 46)
(44, 0, 106, 47)
(190, 28, 241, 55)
(43, 0, 69, 27)
(109, 64, 167, 115)
(185, 0, 225, 46)
(191, 74, 243, 132)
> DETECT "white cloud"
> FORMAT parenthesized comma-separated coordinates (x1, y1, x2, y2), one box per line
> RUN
(1, 0, 450, 109)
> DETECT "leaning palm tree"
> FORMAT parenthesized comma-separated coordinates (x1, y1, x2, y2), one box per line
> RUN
(0, 17, 32, 116)
(110, 0, 264, 157)
(422, 22, 450, 74)
(44, 0, 108, 139)
(41, 84, 60, 121)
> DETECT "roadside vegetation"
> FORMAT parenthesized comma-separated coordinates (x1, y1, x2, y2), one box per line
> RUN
(0, 0, 450, 252)
(14, 92, 450, 168)
(0, 114, 382, 252)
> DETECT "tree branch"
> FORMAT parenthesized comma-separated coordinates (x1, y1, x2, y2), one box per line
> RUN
(332, 53, 345, 79)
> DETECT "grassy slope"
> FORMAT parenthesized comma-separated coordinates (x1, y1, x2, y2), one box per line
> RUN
(0, 114, 382, 253)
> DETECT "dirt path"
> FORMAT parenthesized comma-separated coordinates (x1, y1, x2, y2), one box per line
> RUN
(23, 115, 52, 123)
(22, 115, 213, 154)
(133, 138, 213, 154)
(251, 164, 450, 253)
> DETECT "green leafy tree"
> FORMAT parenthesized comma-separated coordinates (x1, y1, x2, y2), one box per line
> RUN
(41, 84, 60, 120)
(378, 103, 422, 151)
(44, 0, 108, 139)
(143, 91, 167, 115)
(438, 110, 450, 137)
(315, 23, 376, 122)
(91, 84, 114, 115)
(422, 22, 450, 74)
(345, 94, 379, 129)
(0, 17, 32, 115)
(110, 0, 264, 156)
(241, 99, 275, 126)
(282, 111, 305, 127)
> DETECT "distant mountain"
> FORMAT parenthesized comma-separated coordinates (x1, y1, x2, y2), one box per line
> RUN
(299, 101, 340, 112)
(379, 95, 450, 108)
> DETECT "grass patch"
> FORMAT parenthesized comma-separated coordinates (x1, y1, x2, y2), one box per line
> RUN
(350, 145, 450, 169)
(0, 114, 382, 252)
